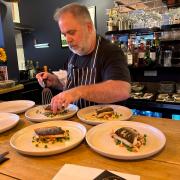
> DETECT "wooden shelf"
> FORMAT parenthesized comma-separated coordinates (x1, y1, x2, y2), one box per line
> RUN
(105, 27, 161, 36)
(105, 24, 180, 36)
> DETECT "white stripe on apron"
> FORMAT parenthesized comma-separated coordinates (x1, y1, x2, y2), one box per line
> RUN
(66, 36, 101, 108)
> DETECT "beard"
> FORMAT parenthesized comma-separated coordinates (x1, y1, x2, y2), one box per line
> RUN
(68, 44, 88, 56)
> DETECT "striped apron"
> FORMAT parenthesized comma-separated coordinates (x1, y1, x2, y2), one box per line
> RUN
(65, 36, 101, 109)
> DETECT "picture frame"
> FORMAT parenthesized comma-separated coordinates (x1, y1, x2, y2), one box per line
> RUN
(60, 5, 96, 48)
(60, 33, 68, 48)
(0, 66, 8, 81)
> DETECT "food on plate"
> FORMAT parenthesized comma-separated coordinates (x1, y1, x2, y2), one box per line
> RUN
(111, 127, 147, 152)
(35, 105, 69, 118)
(96, 107, 114, 118)
(32, 126, 70, 148)
(85, 106, 122, 121)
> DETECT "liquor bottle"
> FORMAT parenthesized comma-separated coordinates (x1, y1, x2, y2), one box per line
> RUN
(138, 42, 145, 67)
(35, 61, 41, 74)
(127, 44, 133, 66)
(133, 44, 139, 67)
(144, 40, 152, 66)
(29, 60, 35, 79)
(154, 32, 161, 62)
(121, 42, 128, 58)
(150, 40, 156, 63)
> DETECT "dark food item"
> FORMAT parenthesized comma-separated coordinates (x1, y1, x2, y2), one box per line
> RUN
(33, 126, 70, 148)
(111, 127, 147, 152)
(115, 127, 139, 147)
(93, 170, 126, 180)
(42, 105, 68, 117)
(34, 126, 65, 136)
(96, 107, 114, 118)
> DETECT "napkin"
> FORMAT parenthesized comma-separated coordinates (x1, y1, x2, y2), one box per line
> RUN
(52, 164, 140, 180)
(52, 70, 67, 87)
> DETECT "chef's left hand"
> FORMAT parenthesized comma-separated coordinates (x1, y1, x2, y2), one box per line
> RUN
(50, 88, 81, 114)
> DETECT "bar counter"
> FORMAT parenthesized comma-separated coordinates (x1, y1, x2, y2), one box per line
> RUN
(0, 114, 180, 180)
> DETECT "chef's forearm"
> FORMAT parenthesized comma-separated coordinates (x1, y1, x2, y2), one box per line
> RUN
(75, 80, 131, 103)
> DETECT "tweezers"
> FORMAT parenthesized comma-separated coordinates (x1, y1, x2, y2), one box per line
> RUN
(0, 151, 9, 164)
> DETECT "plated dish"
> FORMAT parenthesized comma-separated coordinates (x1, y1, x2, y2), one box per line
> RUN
(25, 104, 78, 122)
(10, 121, 86, 156)
(77, 105, 133, 125)
(86, 121, 166, 160)
(0, 100, 35, 114)
(0, 113, 19, 133)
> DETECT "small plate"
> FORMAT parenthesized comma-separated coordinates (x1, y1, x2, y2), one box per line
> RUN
(10, 121, 86, 156)
(0, 100, 35, 114)
(86, 121, 166, 160)
(0, 113, 19, 133)
(77, 105, 132, 125)
(25, 104, 78, 122)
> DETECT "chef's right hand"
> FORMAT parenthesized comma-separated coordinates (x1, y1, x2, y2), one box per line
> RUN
(36, 72, 52, 88)
(36, 72, 61, 89)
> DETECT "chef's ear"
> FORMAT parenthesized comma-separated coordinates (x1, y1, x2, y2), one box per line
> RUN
(86, 22, 94, 32)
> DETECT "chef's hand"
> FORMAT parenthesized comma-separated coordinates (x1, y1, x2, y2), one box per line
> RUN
(50, 88, 81, 114)
(36, 72, 60, 88)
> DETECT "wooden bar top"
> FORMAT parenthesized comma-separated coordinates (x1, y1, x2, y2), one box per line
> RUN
(0, 115, 180, 180)
(0, 84, 24, 95)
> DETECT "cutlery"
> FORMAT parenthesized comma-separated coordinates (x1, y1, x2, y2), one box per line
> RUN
(0, 151, 9, 164)
(41, 79, 53, 105)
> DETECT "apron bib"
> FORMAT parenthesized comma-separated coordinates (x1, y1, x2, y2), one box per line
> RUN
(66, 36, 101, 108)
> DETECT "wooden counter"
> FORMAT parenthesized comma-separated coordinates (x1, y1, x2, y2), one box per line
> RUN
(0, 115, 180, 180)
(0, 84, 24, 95)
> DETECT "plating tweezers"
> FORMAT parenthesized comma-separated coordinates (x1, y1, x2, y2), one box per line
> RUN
(0, 151, 9, 164)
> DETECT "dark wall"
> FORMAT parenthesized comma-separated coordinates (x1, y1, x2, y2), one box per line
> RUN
(0, 0, 19, 80)
(0, 12, 4, 47)
(19, 0, 114, 71)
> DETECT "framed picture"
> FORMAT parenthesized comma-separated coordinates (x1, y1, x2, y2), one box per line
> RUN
(0, 66, 8, 81)
(61, 33, 68, 48)
(60, 5, 96, 48)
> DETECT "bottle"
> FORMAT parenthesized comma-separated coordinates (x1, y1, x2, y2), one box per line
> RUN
(29, 60, 35, 79)
(150, 40, 156, 63)
(138, 42, 145, 67)
(35, 61, 40, 74)
(25, 60, 30, 71)
(121, 42, 128, 57)
(144, 40, 152, 66)
(154, 32, 160, 62)
(133, 44, 139, 67)
(127, 44, 133, 66)
(43, 65, 48, 72)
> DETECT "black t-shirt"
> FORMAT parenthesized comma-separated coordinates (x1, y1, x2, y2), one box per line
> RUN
(65, 35, 131, 86)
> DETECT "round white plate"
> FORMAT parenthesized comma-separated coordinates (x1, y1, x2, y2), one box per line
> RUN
(25, 104, 78, 122)
(77, 105, 133, 125)
(0, 100, 35, 114)
(10, 121, 86, 156)
(86, 121, 166, 160)
(0, 113, 19, 133)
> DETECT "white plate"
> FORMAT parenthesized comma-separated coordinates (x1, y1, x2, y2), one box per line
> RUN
(0, 100, 35, 114)
(0, 113, 19, 133)
(86, 121, 166, 160)
(25, 104, 78, 122)
(10, 121, 86, 156)
(77, 105, 133, 125)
